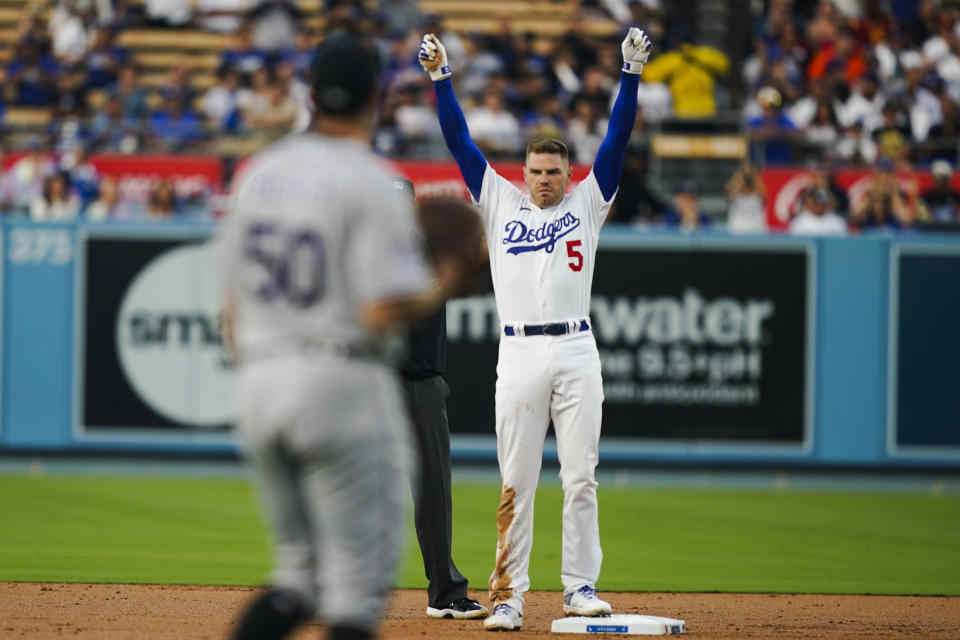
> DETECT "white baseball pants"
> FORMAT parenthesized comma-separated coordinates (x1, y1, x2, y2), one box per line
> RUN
(488, 332, 604, 613)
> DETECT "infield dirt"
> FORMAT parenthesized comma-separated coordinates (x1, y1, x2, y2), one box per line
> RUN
(1, 583, 958, 639)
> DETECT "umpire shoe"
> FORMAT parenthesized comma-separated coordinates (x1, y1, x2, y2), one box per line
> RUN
(563, 585, 612, 617)
(483, 603, 522, 631)
(426, 597, 489, 619)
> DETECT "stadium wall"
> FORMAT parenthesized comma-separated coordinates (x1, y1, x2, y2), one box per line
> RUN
(0, 201, 958, 469)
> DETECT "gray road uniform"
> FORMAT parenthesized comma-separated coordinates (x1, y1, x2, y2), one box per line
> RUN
(216, 134, 431, 632)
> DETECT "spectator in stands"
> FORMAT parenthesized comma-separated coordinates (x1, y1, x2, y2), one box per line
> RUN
(196, 0, 253, 33)
(201, 63, 247, 133)
(30, 170, 81, 221)
(47, 68, 89, 153)
(920, 159, 960, 224)
(642, 28, 729, 118)
(220, 28, 270, 75)
(570, 66, 615, 116)
(835, 119, 878, 165)
(51, 66, 88, 119)
(2, 139, 54, 214)
(512, 71, 554, 121)
(805, 0, 841, 50)
(16, 5, 53, 54)
(756, 45, 803, 106)
(522, 94, 566, 141)
(567, 96, 603, 166)
(625, 1, 664, 43)
(810, 163, 850, 218)
(280, 31, 315, 80)
(375, 0, 422, 33)
(389, 81, 442, 156)
(873, 102, 911, 166)
(48, 0, 92, 65)
(149, 89, 203, 151)
(807, 26, 867, 86)
(924, 77, 960, 159)
(662, 180, 710, 231)
(158, 64, 198, 114)
(84, 26, 130, 89)
(464, 90, 521, 156)
(908, 0, 942, 47)
(747, 87, 798, 165)
(113, 63, 148, 119)
(143, 0, 193, 28)
(247, 0, 300, 54)
(840, 71, 884, 132)
(145, 177, 179, 220)
(242, 76, 296, 137)
(725, 164, 768, 234)
(853, 0, 896, 47)
(607, 145, 671, 226)
(903, 63, 942, 142)
(785, 76, 832, 129)
(90, 93, 140, 151)
(275, 60, 310, 132)
(850, 157, 919, 231)
(85, 175, 140, 220)
(60, 145, 99, 207)
(549, 45, 582, 103)
(802, 99, 841, 159)
(5, 39, 59, 106)
(789, 187, 847, 236)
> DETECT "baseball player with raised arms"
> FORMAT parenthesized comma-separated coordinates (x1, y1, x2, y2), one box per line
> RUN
(418, 27, 653, 631)
(218, 36, 470, 640)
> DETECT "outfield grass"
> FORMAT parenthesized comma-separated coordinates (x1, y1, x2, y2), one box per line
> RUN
(0, 475, 957, 595)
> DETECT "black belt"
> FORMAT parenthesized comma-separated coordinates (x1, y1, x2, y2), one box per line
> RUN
(503, 320, 590, 337)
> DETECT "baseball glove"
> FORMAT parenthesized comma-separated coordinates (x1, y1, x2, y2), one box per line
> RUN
(416, 197, 486, 298)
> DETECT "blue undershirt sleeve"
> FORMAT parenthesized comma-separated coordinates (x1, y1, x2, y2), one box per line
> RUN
(433, 78, 487, 202)
(593, 72, 640, 202)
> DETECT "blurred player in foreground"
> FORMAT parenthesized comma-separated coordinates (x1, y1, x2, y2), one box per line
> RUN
(419, 26, 653, 631)
(217, 36, 473, 640)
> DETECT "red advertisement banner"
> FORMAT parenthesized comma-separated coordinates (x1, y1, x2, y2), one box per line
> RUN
(761, 167, 960, 230)
(3, 152, 223, 204)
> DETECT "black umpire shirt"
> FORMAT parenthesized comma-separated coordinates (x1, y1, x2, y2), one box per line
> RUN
(399, 307, 446, 380)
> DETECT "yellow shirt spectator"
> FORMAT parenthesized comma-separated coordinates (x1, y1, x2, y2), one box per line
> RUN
(642, 44, 730, 118)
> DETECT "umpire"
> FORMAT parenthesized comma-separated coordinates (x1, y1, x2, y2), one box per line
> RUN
(393, 177, 488, 621)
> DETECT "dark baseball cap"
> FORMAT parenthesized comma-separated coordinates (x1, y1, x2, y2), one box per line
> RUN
(310, 34, 381, 115)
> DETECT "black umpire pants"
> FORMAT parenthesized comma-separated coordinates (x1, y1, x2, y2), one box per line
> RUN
(400, 375, 469, 608)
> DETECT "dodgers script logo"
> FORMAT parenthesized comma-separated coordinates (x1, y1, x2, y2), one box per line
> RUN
(502, 212, 580, 254)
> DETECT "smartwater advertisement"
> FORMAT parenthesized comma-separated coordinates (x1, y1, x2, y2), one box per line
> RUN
(445, 245, 811, 443)
(80, 235, 234, 435)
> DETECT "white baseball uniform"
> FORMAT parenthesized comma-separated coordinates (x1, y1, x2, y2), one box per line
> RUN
(478, 166, 609, 614)
(216, 134, 431, 632)
(426, 26, 648, 620)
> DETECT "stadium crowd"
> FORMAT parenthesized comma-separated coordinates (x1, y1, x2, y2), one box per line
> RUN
(0, 0, 958, 230)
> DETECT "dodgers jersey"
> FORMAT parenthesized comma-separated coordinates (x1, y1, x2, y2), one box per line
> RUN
(476, 166, 612, 325)
(217, 134, 431, 357)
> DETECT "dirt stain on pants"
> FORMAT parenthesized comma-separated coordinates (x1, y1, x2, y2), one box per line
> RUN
(488, 484, 516, 604)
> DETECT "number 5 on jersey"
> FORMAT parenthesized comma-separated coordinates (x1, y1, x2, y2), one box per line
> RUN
(566, 240, 583, 272)
(246, 222, 325, 307)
